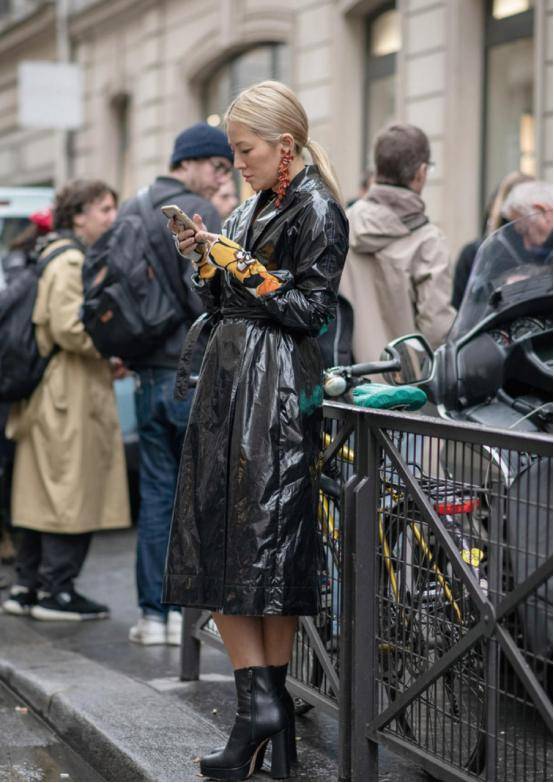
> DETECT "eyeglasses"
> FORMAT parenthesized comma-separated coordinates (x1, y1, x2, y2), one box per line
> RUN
(427, 160, 436, 174)
(209, 158, 233, 176)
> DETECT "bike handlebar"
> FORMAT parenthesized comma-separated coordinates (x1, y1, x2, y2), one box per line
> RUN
(341, 358, 401, 376)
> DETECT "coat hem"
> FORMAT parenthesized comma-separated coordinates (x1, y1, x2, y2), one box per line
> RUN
(11, 519, 131, 534)
(162, 573, 320, 616)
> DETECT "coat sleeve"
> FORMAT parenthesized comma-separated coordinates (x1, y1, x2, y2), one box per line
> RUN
(211, 199, 348, 335)
(259, 201, 348, 335)
(39, 254, 101, 358)
(411, 230, 456, 348)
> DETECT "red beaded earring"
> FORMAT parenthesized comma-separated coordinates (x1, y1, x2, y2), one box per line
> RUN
(274, 151, 293, 208)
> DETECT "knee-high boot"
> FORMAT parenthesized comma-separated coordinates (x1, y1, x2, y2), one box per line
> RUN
(200, 665, 290, 781)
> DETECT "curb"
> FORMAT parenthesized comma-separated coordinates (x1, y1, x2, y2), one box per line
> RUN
(0, 621, 226, 782)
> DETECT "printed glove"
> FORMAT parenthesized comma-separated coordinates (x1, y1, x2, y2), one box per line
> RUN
(193, 245, 218, 281)
(207, 235, 283, 297)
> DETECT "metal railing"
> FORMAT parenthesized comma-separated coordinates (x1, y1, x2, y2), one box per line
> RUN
(180, 402, 553, 782)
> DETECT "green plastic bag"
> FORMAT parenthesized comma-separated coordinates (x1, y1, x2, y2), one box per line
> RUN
(352, 382, 427, 411)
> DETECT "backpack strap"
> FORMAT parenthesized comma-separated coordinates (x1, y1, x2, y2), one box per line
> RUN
(137, 188, 189, 316)
(37, 239, 83, 273)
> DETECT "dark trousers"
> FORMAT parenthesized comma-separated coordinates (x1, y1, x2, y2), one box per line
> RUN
(15, 528, 92, 595)
(134, 368, 193, 617)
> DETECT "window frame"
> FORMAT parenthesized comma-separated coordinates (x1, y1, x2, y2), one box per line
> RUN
(202, 42, 287, 123)
(480, 0, 535, 209)
(363, 2, 398, 172)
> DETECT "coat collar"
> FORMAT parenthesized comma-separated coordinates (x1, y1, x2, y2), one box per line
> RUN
(241, 165, 319, 249)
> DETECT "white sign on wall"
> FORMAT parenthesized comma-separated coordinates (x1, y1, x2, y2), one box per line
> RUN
(18, 61, 83, 130)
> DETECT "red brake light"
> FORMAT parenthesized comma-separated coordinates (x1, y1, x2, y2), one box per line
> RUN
(434, 498, 480, 516)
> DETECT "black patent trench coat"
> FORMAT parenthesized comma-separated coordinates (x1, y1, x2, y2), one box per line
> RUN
(163, 167, 348, 615)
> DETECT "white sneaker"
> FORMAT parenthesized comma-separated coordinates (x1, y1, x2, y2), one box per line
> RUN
(129, 615, 166, 645)
(166, 609, 182, 646)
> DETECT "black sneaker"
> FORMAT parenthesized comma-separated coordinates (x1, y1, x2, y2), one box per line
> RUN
(2, 585, 37, 616)
(30, 590, 110, 621)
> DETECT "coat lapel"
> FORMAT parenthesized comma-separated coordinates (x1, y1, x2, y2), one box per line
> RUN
(243, 166, 314, 252)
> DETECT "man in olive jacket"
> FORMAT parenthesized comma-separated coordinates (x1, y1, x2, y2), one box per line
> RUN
(340, 124, 455, 363)
(3, 180, 130, 621)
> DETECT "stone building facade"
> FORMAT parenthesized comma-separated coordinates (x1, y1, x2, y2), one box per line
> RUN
(0, 0, 551, 253)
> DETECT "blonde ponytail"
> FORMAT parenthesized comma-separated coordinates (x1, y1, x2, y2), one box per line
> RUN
(225, 81, 343, 205)
(305, 139, 342, 205)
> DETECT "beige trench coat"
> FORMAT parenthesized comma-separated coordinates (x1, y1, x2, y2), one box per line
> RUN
(6, 239, 131, 534)
(340, 184, 456, 363)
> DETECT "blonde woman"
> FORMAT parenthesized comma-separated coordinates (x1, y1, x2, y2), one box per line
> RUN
(163, 81, 348, 780)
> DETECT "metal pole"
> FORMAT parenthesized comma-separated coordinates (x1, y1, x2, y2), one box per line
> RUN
(338, 473, 358, 781)
(179, 608, 202, 681)
(55, 0, 70, 186)
(350, 417, 379, 781)
(486, 480, 504, 782)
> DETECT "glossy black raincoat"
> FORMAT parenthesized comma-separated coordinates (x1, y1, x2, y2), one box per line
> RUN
(163, 167, 348, 615)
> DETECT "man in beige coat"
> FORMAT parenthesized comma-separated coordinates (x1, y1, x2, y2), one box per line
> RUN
(3, 180, 130, 621)
(340, 124, 455, 363)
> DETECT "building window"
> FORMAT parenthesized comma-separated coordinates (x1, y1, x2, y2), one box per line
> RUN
(203, 44, 290, 130)
(203, 43, 290, 199)
(364, 5, 401, 169)
(483, 0, 535, 201)
(111, 93, 131, 198)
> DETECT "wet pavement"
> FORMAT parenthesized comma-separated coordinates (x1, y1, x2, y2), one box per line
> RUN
(0, 527, 426, 782)
(0, 681, 103, 782)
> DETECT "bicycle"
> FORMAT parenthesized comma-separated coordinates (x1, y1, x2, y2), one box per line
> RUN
(295, 359, 487, 773)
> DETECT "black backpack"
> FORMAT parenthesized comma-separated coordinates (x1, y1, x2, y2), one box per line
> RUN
(81, 189, 188, 360)
(0, 238, 80, 403)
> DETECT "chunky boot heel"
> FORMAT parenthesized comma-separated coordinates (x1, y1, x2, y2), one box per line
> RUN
(254, 743, 267, 771)
(272, 664, 298, 764)
(270, 729, 290, 779)
(199, 666, 288, 782)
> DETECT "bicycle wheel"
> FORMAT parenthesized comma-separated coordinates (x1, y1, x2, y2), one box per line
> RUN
(378, 504, 487, 775)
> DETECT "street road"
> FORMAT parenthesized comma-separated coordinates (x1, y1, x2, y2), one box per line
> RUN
(0, 681, 103, 782)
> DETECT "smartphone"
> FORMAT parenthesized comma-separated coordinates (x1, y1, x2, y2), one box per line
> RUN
(161, 204, 205, 252)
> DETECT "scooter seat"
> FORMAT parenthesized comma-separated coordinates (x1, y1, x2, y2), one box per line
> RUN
(352, 383, 427, 411)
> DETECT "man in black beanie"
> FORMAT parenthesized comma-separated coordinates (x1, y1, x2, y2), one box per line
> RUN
(118, 122, 233, 646)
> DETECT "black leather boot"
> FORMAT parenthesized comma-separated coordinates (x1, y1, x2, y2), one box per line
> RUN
(272, 664, 298, 764)
(200, 666, 289, 781)
(253, 664, 297, 772)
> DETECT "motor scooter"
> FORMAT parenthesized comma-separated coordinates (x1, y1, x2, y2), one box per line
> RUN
(381, 213, 553, 665)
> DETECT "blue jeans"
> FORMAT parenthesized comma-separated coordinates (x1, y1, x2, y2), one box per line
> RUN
(134, 368, 193, 618)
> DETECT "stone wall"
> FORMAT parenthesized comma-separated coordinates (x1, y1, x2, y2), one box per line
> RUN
(0, 0, 551, 255)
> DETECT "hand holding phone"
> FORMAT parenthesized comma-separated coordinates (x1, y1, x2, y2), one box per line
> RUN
(161, 204, 207, 257)
(161, 204, 201, 235)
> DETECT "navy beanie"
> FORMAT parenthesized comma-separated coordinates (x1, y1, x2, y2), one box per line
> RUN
(170, 122, 233, 168)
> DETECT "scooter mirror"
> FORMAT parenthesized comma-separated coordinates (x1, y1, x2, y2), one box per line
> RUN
(380, 334, 434, 386)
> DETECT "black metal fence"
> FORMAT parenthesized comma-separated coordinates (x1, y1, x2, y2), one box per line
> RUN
(181, 402, 553, 782)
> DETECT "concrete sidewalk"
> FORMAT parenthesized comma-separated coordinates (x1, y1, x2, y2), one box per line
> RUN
(0, 528, 422, 782)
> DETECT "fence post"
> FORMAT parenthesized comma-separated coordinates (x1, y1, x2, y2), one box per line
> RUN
(350, 417, 380, 781)
(180, 607, 202, 681)
(486, 486, 504, 781)
(339, 474, 359, 781)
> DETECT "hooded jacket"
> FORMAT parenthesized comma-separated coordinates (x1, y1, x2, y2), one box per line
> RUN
(340, 184, 455, 362)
